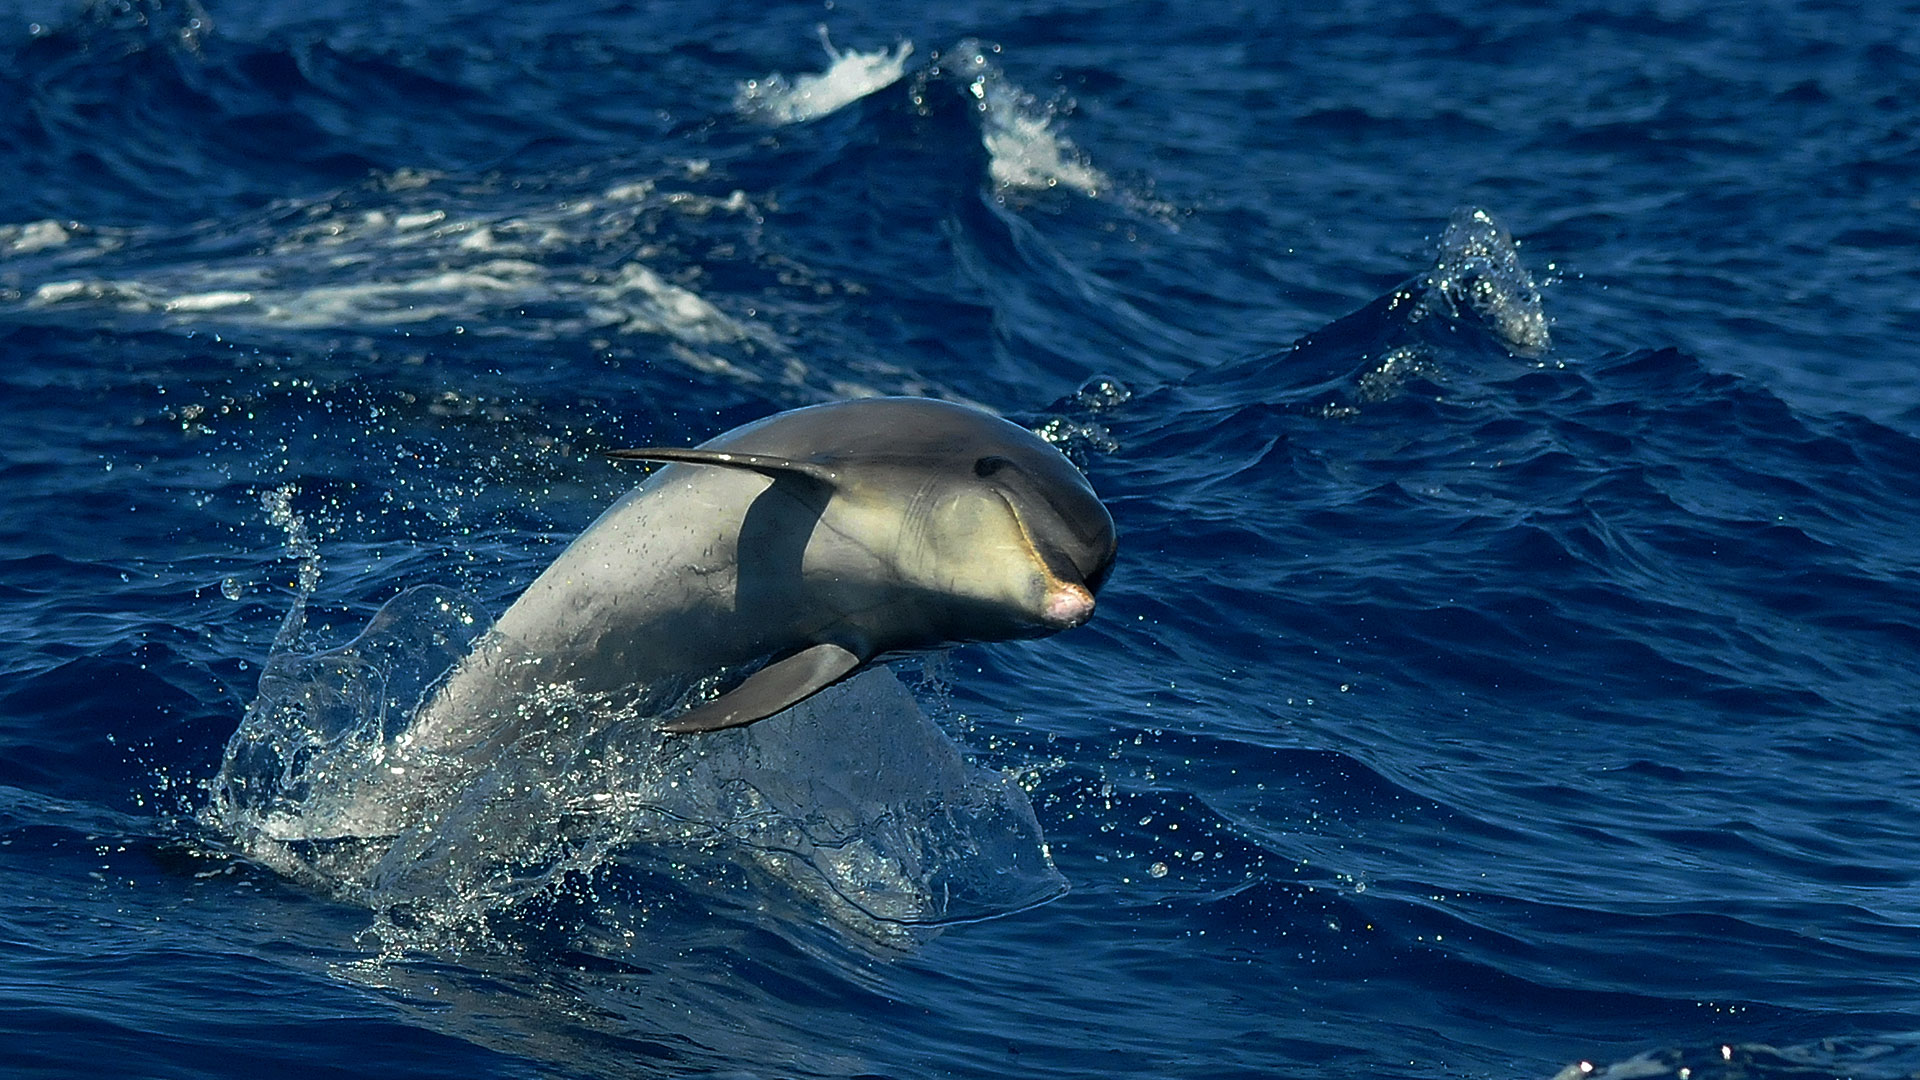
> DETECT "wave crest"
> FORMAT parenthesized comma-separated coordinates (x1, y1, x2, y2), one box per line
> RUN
(735, 27, 914, 125)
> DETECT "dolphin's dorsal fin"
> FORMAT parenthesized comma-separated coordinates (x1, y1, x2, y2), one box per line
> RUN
(606, 447, 841, 486)
(661, 642, 864, 734)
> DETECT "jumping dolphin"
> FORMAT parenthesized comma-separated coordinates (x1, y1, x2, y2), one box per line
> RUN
(407, 397, 1116, 753)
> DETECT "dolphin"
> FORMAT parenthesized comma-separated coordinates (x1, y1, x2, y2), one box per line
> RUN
(407, 396, 1116, 752)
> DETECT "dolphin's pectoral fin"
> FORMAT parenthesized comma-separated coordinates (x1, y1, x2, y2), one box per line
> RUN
(661, 642, 864, 735)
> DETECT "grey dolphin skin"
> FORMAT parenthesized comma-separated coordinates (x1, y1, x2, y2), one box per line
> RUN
(408, 397, 1116, 751)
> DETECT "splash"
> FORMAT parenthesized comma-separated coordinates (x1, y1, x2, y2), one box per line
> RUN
(209, 584, 487, 849)
(259, 484, 322, 636)
(735, 27, 914, 125)
(1035, 375, 1132, 464)
(1421, 206, 1551, 356)
(939, 40, 1110, 198)
(208, 509, 1066, 944)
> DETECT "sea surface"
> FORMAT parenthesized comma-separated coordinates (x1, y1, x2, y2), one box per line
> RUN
(4, 1, 1920, 1078)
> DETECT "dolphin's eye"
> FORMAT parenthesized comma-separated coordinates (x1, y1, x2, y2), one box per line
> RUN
(973, 455, 1012, 479)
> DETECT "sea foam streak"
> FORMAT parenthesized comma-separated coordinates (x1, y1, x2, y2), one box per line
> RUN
(14, 176, 773, 347)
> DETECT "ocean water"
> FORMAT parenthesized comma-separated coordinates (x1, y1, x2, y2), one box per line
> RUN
(4, 1, 1920, 1078)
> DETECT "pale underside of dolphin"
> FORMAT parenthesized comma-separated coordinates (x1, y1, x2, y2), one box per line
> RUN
(405, 396, 1117, 757)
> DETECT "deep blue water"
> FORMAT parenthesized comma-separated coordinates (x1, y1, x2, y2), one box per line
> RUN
(5, 1, 1920, 1077)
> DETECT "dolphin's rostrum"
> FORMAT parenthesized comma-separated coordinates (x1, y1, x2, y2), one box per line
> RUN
(408, 397, 1116, 751)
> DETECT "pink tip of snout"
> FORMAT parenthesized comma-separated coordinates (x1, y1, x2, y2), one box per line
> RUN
(1044, 582, 1096, 629)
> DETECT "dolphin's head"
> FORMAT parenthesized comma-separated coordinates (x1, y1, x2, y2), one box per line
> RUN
(693, 397, 1117, 649)
(924, 429, 1116, 631)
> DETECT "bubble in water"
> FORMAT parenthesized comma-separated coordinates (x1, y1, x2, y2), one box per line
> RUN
(221, 577, 244, 601)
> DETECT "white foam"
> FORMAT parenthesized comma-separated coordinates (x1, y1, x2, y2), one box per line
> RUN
(945, 40, 1109, 198)
(165, 290, 255, 312)
(983, 109, 1108, 196)
(589, 261, 778, 346)
(4, 220, 70, 255)
(393, 210, 447, 231)
(735, 27, 913, 125)
(31, 279, 92, 304)
(31, 278, 156, 308)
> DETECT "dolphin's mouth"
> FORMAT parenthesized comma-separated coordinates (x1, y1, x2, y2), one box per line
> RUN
(989, 484, 1115, 622)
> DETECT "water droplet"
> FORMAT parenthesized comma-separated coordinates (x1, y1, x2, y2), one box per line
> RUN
(1075, 376, 1132, 410)
(220, 577, 244, 601)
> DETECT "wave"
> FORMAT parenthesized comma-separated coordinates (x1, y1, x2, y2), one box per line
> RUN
(1054, 207, 1920, 1079)
(0, 28, 1160, 405)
